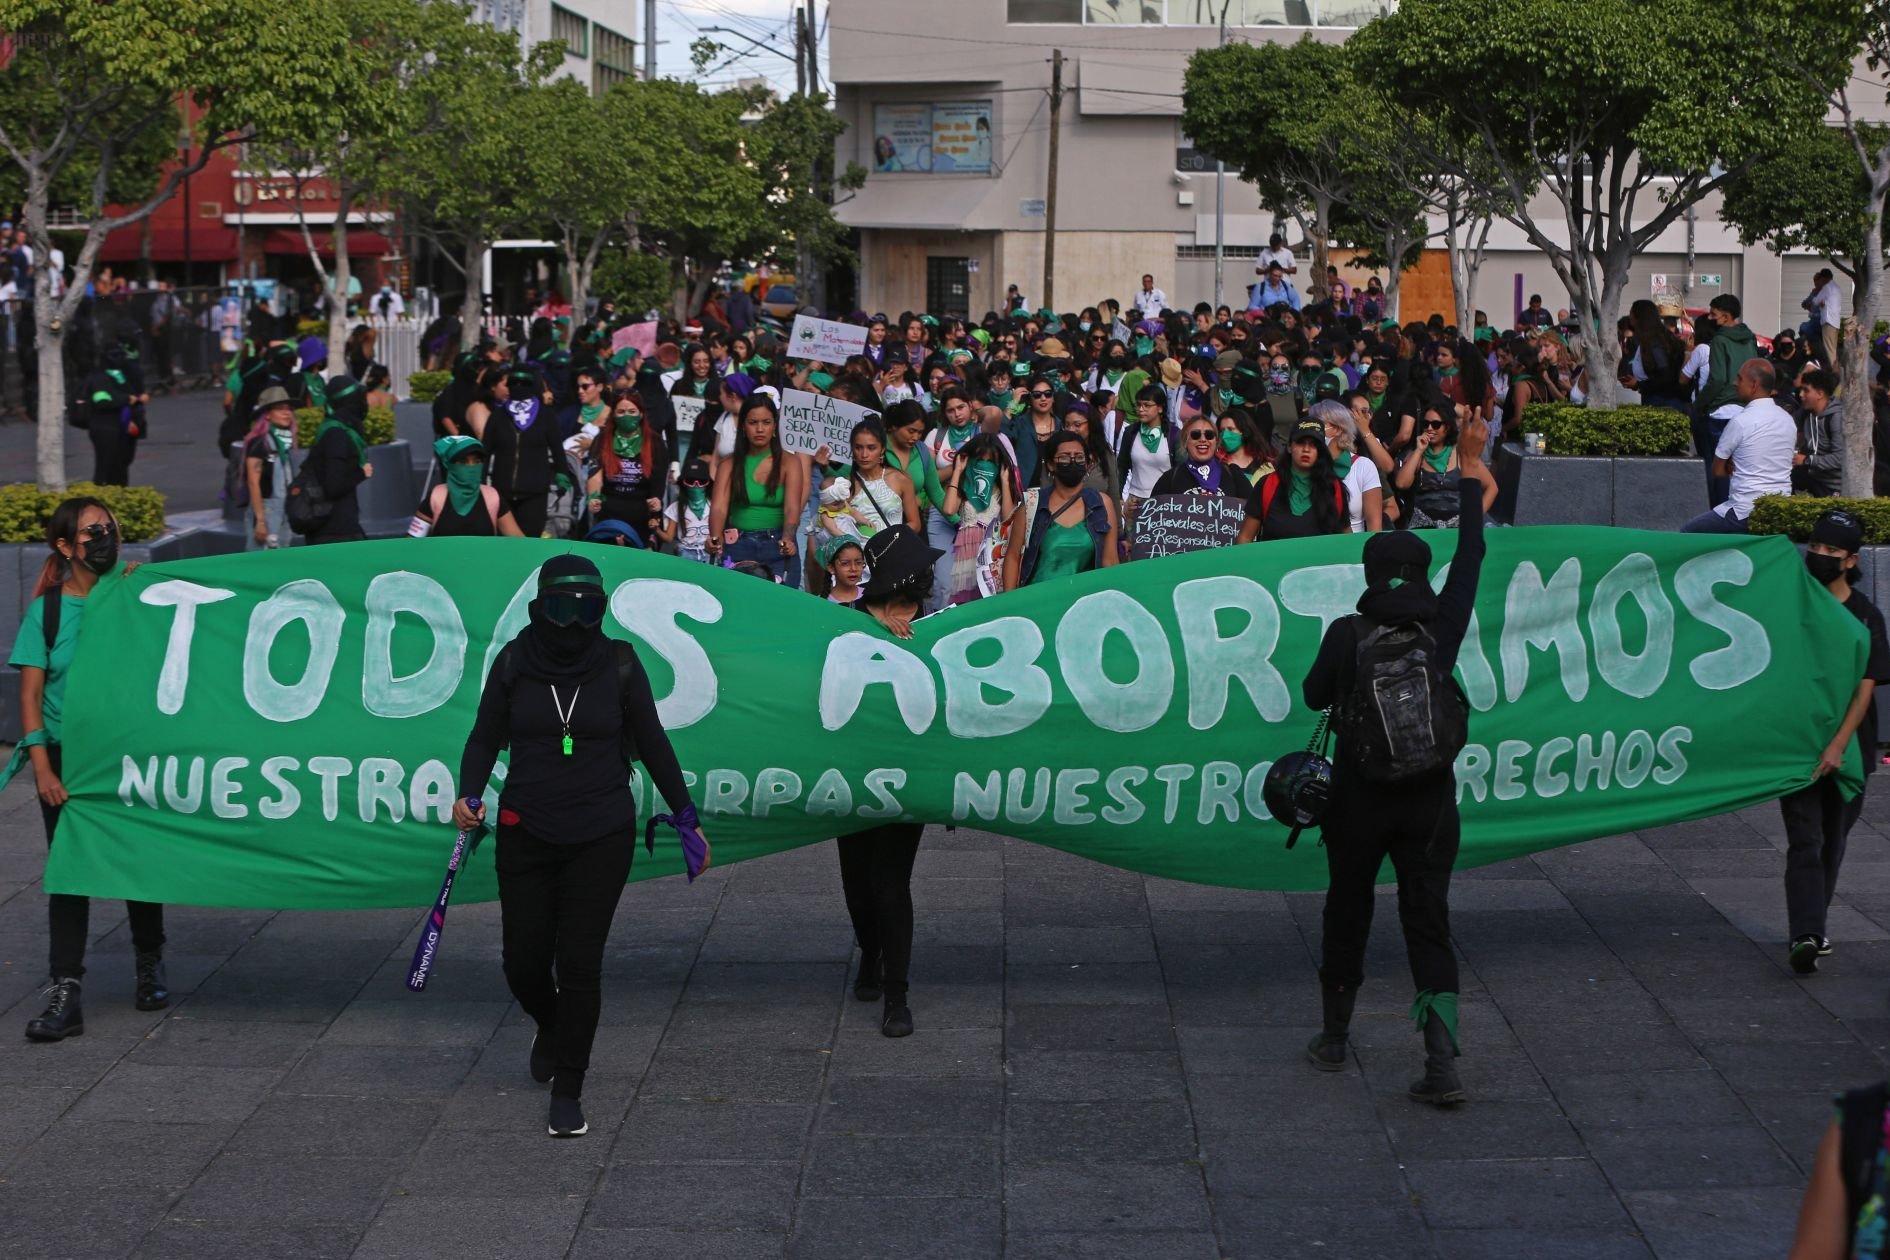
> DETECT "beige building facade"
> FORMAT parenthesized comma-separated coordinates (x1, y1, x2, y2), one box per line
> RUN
(831, 1, 1847, 336)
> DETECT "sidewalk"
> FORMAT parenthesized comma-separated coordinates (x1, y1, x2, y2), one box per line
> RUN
(0, 773, 1879, 1258)
(0, 390, 232, 513)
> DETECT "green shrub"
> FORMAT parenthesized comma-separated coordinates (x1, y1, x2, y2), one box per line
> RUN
(406, 370, 452, 403)
(1525, 402, 1692, 457)
(295, 404, 396, 448)
(0, 482, 168, 544)
(1749, 495, 1890, 544)
(295, 318, 326, 340)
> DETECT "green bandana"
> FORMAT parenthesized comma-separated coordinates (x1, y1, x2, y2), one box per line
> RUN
(1219, 429, 1243, 454)
(1423, 445, 1451, 474)
(1366, 392, 1386, 412)
(1437, 366, 1459, 380)
(963, 459, 998, 513)
(691, 378, 709, 397)
(1139, 425, 1164, 454)
(613, 427, 644, 460)
(1333, 450, 1354, 478)
(682, 486, 709, 513)
(1288, 467, 1313, 516)
(443, 459, 484, 516)
(579, 401, 608, 426)
(946, 420, 976, 450)
(272, 427, 293, 461)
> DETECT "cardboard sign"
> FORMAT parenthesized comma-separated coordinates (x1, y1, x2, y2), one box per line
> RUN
(1128, 491, 1246, 561)
(779, 388, 879, 457)
(611, 321, 658, 358)
(788, 315, 868, 364)
(672, 395, 707, 438)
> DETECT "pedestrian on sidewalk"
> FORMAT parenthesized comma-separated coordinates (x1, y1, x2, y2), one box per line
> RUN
(2, 498, 168, 1041)
(454, 554, 707, 1138)
(1782, 509, 1890, 975)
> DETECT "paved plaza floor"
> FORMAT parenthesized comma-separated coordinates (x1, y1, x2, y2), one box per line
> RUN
(0, 774, 1881, 1259)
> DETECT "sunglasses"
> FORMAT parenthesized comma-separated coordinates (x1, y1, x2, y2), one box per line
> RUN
(1051, 456, 1087, 467)
(1029, 390, 1054, 399)
(541, 588, 607, 628)
(1423, 420, 1448, 429)
(79, 522, 118, 540)
(1186, 429, 1216, 440)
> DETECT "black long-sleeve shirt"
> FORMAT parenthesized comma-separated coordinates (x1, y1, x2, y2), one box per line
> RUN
(1302, 477, 1487, 717)
(303, 427, 367, 540)
(457, 639, 692, 844)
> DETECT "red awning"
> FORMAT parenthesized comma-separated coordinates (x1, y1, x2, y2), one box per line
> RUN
(94, 226, 238, 264)
(262, 228, 393, 258)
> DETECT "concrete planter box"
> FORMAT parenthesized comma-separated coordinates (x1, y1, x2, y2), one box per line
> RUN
(1500, 443, 1700, 531)
(359, 440, 418, 539)
(395, 401, 435, 475)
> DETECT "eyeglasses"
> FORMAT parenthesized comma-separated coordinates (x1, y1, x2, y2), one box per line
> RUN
(1051, 455, 1087, 467)
(1186, 429, 1216, 440)
(78, 523, 117, 541)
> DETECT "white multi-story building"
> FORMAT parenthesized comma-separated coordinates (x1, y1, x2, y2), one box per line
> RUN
(830, 0, 1858, 334)
(470, 0, 638, 93)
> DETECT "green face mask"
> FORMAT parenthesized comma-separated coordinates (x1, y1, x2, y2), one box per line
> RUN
(613, 427, 643, 460)
(1219, 429, 1243, 454)
(681, 484, 709, 512)
(444, 459, 485, 515)
(1217, 388, 1238, 406)
(964, 459, 998, 512)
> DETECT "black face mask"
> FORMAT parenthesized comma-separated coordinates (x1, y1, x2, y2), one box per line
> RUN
(1807, 551, 1848, 586)
(1051, 462, 1086, 488)
(80, 535, 118, 575)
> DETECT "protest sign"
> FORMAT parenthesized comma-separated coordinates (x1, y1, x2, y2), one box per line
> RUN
(788, 315, 868, 363)
(778, 388, 879, 457)
(610, 321, 657, 359)
(672, 396, 707, 440)
(45, 531, 1864, 909)
(1129, 493, 1246, 561)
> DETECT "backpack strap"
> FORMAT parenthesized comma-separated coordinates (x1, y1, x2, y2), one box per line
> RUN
(1258, 473, 1279, 520)
(41, 590, 61, 656)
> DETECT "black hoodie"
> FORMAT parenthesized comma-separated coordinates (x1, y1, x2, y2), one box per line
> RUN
(1302, 478, 1486, 774)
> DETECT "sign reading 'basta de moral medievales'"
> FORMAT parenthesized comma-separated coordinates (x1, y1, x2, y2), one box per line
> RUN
(44, 530, 1864, 909)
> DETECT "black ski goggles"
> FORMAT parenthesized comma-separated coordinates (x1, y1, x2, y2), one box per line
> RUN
(539, 576, 607, 627)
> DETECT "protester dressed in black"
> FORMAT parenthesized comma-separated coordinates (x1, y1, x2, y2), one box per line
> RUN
(484, 366, 564, 538)
(455, 555, 705, 1137)
(838, 527, 942, 1038)
(1300, 417, 1490, 1106)
(301, 375, 373, 544)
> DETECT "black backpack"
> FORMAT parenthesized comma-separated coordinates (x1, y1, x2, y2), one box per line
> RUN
(1340, 615, 1468, 783)
(284, 460, 333, 535)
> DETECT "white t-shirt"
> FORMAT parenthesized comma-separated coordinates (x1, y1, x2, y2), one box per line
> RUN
(1257, 246, 1295, 274)
(1681, 342, 1711, 397)
(1815, 280, 1842, 328)
(712, 412, 738, 459)
(664, 501, 711, 554)
(1341, 456, 1381, 533)
(1714, 396, 1797, 518)
(1124, 429, 1171, 499)
(1134, 286, 1167, 313)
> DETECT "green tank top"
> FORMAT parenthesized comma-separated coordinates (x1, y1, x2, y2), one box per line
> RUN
(1032, 519, 1095, 584)
(729, 453, 786, 531)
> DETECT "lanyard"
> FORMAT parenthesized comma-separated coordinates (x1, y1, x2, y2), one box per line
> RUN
(550, 684, 581, 756)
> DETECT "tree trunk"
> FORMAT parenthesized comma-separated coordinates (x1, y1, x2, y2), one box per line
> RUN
(326, 194, 353, 373)
(1460, 224, 1490, 336)
(459, 236, 487, 351)
(1580, 266, 1627, 411)
(1380, 227, 1404, 324)
(1309, 192, 1332, 288)
(34, 304, 67, 491)
(1841, 210, 1881, 498)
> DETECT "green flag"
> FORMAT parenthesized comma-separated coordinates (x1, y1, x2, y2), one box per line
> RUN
(44, 531, 1866, 908)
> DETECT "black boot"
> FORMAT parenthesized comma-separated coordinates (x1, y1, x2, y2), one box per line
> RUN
(529, 1031, 555, 1084)
(24, 979, 84, 1042)
(852, 953, 882, 1003)
(134, 952, 170, 1012)
(881, 993, 913, 1038)
(1305, 978, 1357, 1072)
(1409, 1013, 1465, 1106)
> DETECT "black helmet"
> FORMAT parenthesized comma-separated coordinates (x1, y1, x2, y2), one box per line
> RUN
(1264, 751, 1334, 847)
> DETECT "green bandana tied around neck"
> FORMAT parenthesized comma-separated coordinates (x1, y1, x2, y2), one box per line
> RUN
(613, 427, 644, 460)
(1367, 392, 1385, 413)
(1424, 445, 1451, 474)
(1220, 429, 1243, 454)
(964, 459, 998, 512)
(1288, 467, 1313, 516)
(579, 401, 608, 426)
(1437, 366, 1459, 380)
(691, 379, 709, 397)
(1333, 450, 1354, 478)
(272, 427, 293, 461)
(946, 421, 976, 450)
(1139, 425, 1163, 454)
(1218, 388, 1239, 407)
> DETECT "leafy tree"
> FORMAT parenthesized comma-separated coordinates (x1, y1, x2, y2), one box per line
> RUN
(0, 0, 352, 489)
(1351, 0, 1841, 407)
(516, 78, 631, 345)
(1721, 2, 1882, 495)
(748, 91, 865, 315)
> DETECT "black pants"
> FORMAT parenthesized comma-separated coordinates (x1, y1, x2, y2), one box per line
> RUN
(510, 493, 548, 539)
(836, 823, 922, 1003)
(38, 747, 165, 979)
(1318, 774, 1459, 996)
(1781, 777, 1865, 941)
(1689, 413, 1730, 508)
(495, 823, 632, 1098)
(88, 419, 135, 486)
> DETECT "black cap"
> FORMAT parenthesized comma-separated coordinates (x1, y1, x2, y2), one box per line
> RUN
(1812, 508, 1865, 554)
(1289, 419, 1325, 446)
(680, 457, 711, 485)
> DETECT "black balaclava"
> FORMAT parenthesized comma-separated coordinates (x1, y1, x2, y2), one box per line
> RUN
(515, 553, 611, 682)
(526, 317, 556, 363)
(325, 375, 368, 432)
(1357, 531, 1437, 623)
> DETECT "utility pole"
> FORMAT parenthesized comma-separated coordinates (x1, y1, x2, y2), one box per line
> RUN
(1043, 49, 1063, 313)
(794, 2, 806, 96)
(1213, 0, 1229, 312)
(805, 0, 819, 94)
(643, 0, 656, 79)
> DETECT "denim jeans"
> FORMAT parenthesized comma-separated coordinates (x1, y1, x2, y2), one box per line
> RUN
(725, 527, 801, 588)
(1680, 507, 1747, 534)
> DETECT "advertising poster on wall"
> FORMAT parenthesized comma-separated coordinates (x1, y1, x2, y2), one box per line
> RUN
(930, 102, 993, 173)
(872, 103, 934, 172)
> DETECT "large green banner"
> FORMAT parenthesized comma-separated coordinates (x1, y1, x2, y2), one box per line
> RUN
(43, 530, 1864, 908)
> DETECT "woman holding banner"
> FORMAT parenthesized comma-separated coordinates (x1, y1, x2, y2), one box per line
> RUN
(6, 498, 169, 1040)
(707, 394, 807, 586)
(454, 554, 706, 1138)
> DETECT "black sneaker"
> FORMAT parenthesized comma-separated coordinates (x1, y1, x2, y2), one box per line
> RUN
(134, 952, 170, 1011)
(529, 1033, 554, 1084)
(24, 979, 83, 1042)
(1818, 937, 1835, 958)
(881, 1003, 914, 1038)
(1789, 935, 1822, 975)
(852, 956, 882, 1003)
(548, 1095, 587, 1138)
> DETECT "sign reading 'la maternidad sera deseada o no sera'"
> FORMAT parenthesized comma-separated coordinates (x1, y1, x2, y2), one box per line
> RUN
(44, 531, 1866, 910)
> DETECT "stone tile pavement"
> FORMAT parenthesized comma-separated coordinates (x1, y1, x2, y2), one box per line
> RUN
(0, 773, 1883, 1258)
